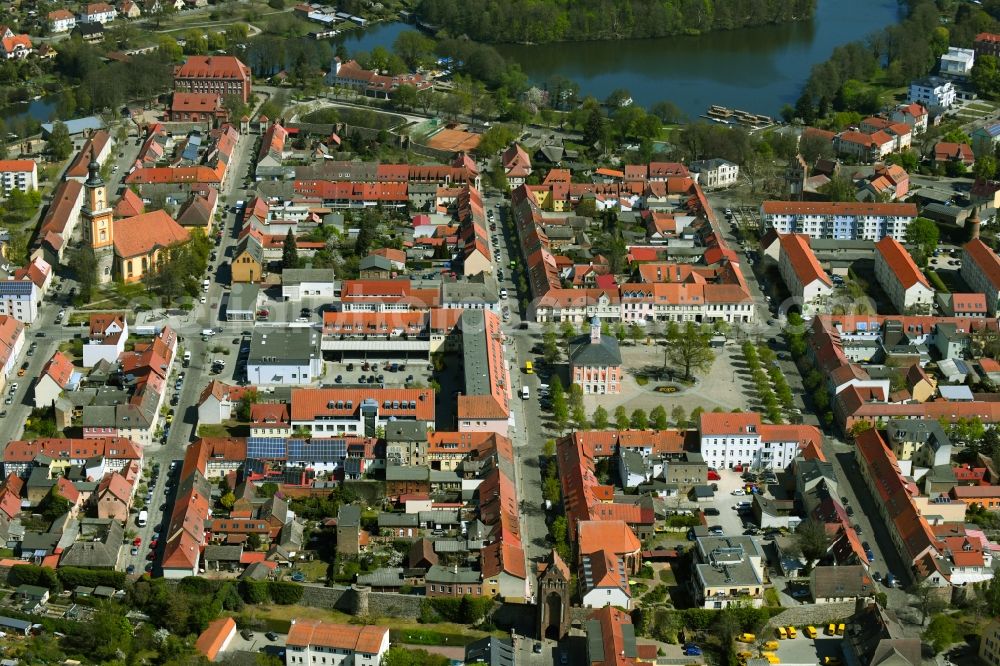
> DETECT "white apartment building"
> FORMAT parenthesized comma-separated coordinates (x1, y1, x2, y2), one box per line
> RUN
(874, 236, 934, 314)
(962, 239, 1000, 316)
(48, 9, 77, 32)
(698, 412, 811, 471)
(941, 47, 975, 76)
(759, 201, 918, 241)
(285, 620, 389, 666)
(0, 280, 38, 324)
(689, 158, 740, 189)
(909, 76, 956, 112)
(0, 160, 37, 194)
(777, 233, 832, 318)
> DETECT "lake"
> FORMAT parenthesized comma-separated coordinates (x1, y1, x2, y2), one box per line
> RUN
(492, 0, 903, 116)
(338, 0, 903, 119)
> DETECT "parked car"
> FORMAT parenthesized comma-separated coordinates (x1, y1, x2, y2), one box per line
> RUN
(240, 629, 254, 640)
(265, 632, 279, 642)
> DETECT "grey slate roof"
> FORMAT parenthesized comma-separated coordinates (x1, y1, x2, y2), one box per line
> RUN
(569, 329, 622, 368)
(465, 637, 515, 666)
(810, 564, 874, 599)
(357, 567, 404, 587)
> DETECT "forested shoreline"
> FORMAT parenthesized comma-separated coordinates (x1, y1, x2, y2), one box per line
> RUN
(416, 0, 816, 44)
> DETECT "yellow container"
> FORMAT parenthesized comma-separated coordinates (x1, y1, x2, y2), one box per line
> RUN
(762, 653, 780, 664)
(836, 623, 845, 636)
(805, 626, 817, 638)
(826, 623, 836, 636)
(776, 627, 787, 639)
(786, 626, 797, 639)
(763, 641, 779, 651)
(738, 633, 756, 643)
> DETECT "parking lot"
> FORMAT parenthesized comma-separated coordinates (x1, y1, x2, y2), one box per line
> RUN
(703, 469, 760, 537)
(742, 631, 845, 665)
(321, 358, 436, 388)
(228, 629, 286, 660)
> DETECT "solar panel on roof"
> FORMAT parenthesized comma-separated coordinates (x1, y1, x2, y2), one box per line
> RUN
(247, 437, 287, 459)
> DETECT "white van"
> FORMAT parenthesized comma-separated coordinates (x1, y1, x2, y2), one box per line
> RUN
(521, 386, 530, 400)
(182, 350, 192, 366)
(201, 329, 215, 337)
(202, 279, 211, 292)
(137, 510, 148, 527)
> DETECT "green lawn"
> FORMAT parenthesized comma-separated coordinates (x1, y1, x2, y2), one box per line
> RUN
(390, 628, 479, 647)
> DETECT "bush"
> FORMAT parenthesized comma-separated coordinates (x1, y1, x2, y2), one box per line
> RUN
(420, 595, 493, 625)
(268, 581, 304, 605)
(9, 564, 61, 592)
(239, 579, 270, 604)
(58, 567, 126, 590)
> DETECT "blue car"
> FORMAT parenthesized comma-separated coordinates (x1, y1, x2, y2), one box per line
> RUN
(684, 647, 703, 656)
(865, 549, 875, 562)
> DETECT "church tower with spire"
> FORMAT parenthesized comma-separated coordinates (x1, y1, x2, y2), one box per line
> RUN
(80, 148, 115, 283)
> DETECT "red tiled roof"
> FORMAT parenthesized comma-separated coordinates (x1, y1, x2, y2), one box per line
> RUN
(876, 236, 930, 289)
(290, 388, 434, 422)
(780, 233, 832, 288)
(195, 617, 236, 661)
(41, 351, 75, 389)
(481, 540, 527, 579)
(113, 210, 189, 259)
(175, 55, 250, 81)
(286, 620, 388, 654)
(964, 239, 1000, 290)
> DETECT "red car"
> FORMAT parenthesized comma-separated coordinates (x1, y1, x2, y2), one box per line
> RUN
(707, 470, 721, 481)
(133, 537, 142, 546)
(149, 539, 158, 549)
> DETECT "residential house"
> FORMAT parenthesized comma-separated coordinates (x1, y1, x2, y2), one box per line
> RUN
(691, 535, 766, 609)
(48, 10, 77, 32)
(0, 315, 24, 393)
(688, 159, 739, 189)
(934, 142, 974, 167)
(501, 144, 532, 186)
(891, 103, 928, 135)
(578, 520, 641, 610)
(232, 228, 264, 283)
(0, 29, 32, 60)
(83, 313, 127, 368)
(34, 351, 80, 408)
(95, 460, 138, 522)
(844, 602, 920, 666)
(0, 280, 37, 324)
(78, 3, 117, 23)
(941, 47, 975, 76)
(809, 565, 875, 603)
(874, 236, 934, 314)
(197, 380, 251, 424)
(118, 0, 141, 18)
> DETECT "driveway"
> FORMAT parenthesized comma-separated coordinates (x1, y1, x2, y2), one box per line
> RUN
(703, 469, 753, 537)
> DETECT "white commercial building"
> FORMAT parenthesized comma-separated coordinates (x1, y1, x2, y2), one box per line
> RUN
(759, 201, 918, 241)
(281, 268, 336, 301)
(245, 327, 323, 386)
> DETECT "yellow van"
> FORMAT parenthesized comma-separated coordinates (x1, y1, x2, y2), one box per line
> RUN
(524, 361, 533, 374)
(805, 626, 817, 639)
(738, 633, 756, 643)
(762, 653, 780, 664)
(786, 626, 797, 639)
(776, 627, 787, 639)
(826, 623, 836, 636)
(824, 658, 842, 666)
(763, 641, 779, 651)
(836, 623, 845, 636)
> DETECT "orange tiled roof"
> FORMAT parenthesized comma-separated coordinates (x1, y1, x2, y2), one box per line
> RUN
(286, 620, 388, 654)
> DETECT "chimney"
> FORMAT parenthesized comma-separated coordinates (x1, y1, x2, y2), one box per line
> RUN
(970, 206, 981, 240)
